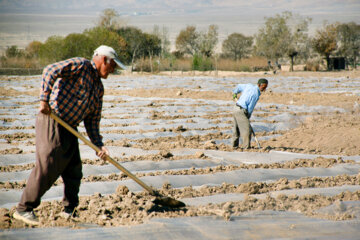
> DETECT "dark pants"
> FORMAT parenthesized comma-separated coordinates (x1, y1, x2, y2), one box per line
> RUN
(17, 113, 82, 212)
(232, 106, 251, 148)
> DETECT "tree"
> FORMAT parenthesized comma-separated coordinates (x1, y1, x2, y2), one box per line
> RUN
(255, 12, 292, 61)
(62, 33, 93, 59)
(254, 11, 311, 71)
(117, 26, 161, 68)
(198, 25, 219, 57)
(26, 41, 42, 58)
(5, 45, 24, 58)
(84, 27, 127, 63)
(140, 33, 161, 58)
(117, 26, 144, 65)
(312, 23, 338, 70)
(287, 15, 312, 71)
(153, 25, 171, 58)
(95, 8, 127, 63)
(176, 25, 219, 58)
(39, 36, 65, 63)
(222, 33, 253, 60)
(337, 22, 360, 69)
(175, 26, 199, 56)
(97, 8, 124, 31)
(140, 33, 162, 72)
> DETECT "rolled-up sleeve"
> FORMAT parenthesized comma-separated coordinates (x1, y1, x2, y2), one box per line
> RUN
(233, 84, 245, 94)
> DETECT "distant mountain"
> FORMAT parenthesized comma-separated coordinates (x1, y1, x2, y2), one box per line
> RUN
(0, 0, 358, 18)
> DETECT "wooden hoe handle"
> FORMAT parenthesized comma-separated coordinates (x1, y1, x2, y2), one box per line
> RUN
(50, 112, 156, 195)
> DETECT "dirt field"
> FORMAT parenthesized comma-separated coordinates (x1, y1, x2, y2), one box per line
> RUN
(0, 70, 359, 238)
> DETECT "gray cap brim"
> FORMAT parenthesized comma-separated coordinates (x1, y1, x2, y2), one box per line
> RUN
(114, 58, 127, 70)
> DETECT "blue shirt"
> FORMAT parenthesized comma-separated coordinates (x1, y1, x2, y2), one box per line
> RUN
(233, 84, 261, 118)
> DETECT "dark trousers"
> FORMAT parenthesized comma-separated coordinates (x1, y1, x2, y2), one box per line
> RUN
(17, 113, 82, 212)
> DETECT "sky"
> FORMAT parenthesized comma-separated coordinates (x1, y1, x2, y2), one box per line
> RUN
(0, 0, 359, 53)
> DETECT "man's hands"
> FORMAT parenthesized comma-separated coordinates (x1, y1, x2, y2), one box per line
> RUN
(97, 146, 109, 160)
(232, 93, 237, 100)
(41, 100, 109, 160)
(39, 101, 51, 114)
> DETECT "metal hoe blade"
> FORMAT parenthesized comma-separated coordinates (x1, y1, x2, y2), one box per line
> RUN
(153, 195, 186, 208)
(250, 125, 261, 149)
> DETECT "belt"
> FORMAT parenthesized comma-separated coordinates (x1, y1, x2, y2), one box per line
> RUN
(236, 103, 244, 109)
(236, 104, 249, 118)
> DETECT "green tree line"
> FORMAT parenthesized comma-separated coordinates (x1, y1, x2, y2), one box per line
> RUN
(1, 9, 359, 71)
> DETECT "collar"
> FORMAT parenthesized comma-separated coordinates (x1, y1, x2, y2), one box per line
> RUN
(256, 85, 261, 95)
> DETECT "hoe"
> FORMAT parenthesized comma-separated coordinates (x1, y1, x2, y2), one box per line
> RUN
(50, 112, 185, 208)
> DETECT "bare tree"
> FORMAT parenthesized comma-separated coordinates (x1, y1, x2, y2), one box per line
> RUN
(312, 23, 338, 70)
(198, 25, 219, 57)
(337, 22, 360, 69)
(175, 26, 199, 56)
(25, 41, 42, 58)
(153, 25, 171, 58)
(222, 33, 253, 60)
(97, 8, 125, 31)
(176, 25, 219, 58)
(254, 11, 311, 71)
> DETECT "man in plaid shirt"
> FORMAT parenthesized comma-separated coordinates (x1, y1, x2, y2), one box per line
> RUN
(13, 45, 126, 226)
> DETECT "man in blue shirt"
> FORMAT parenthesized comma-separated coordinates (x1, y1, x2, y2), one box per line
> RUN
(232, 78, 268, 149)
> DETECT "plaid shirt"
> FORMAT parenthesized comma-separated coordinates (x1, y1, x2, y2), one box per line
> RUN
(40, 57, 104, 147)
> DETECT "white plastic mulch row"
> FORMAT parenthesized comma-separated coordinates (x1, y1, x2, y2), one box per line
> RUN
(1, 148, 360, 210)
(1, 75, 360, 239)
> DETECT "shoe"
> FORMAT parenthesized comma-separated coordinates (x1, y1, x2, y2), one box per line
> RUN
(13, 210, 39, 226)
(60, 206, 76, 219)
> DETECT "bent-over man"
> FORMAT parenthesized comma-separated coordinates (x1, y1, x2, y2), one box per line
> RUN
(232, 78, 268, 149)
(13, 45, 126, 226)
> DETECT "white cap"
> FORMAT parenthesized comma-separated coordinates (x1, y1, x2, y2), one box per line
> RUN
(93, 45, 127, 70)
